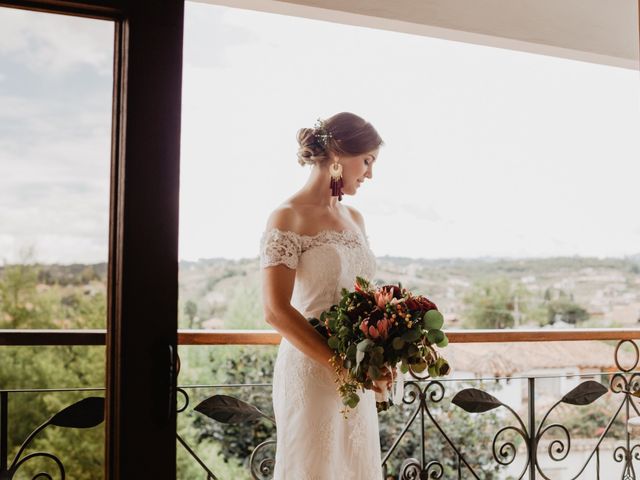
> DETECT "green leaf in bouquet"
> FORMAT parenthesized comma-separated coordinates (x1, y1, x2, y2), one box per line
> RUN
(428, 364, 438, 378)
(435, 357, 451, 376)
(341, 287, 349, 297)
(427, 329, 445, 345)
(411, 361, 427, 373)
(328, 316, 338, 331)
(423, 309, 444, 330)
(346, 343, 357, 360)
(436, 334, 449, 348)
(407, 344, 419, 357)
(370, 350, 384, 367)
(356, 349, 365, 367)
(368, 364, 382, 380)
(400, 361, 409, 374)
(392, 337, 405, 350)
(327, 336, 340, 350)
(320, 311, 326, 322)
(339, 326, 350, 337)
(355, 276, 370, 291)
(344, 393, 360, 409)
(357, 338, 375, 352)
(402, 328, 422, 343)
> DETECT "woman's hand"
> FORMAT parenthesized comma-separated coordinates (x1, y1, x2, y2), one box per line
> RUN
(370, 366, 397, 393)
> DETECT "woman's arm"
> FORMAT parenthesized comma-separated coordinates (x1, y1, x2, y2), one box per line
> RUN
(261, 207, 335, 373)
(262, 264, 335, 373)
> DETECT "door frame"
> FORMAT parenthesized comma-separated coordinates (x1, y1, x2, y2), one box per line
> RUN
(0, 1, 184, 478)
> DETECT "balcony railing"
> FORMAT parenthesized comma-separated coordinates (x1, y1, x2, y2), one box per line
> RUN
(2, 328, 640, 479)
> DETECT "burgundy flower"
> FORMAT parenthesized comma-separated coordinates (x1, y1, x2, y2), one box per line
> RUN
(407, 295, 437, 312)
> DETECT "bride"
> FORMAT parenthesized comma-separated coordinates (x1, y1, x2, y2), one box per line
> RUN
(260, 112, 386, 479)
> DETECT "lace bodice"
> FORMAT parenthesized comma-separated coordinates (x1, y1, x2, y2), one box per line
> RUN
(259, 228, 377, 318)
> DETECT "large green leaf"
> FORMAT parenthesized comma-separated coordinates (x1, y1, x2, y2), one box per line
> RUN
(357, 338, 375, 352)
(423, 309, 444, 330)
(427, 329, 445, 345)
(402, 328, 421, 343)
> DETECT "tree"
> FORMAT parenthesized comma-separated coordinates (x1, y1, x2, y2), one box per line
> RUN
(184, 299, 198, 329)
(463, 278, 529, 329)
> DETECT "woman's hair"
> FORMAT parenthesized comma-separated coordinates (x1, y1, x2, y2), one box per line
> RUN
(296, 112, 384, 166)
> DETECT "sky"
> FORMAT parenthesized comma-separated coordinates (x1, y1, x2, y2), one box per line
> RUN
(1, 3, 639, 264)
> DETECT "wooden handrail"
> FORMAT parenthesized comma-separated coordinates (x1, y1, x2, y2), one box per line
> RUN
(1, 328, 639, 346)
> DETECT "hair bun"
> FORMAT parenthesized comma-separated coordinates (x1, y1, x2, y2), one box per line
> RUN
(296, 127, 327, 166)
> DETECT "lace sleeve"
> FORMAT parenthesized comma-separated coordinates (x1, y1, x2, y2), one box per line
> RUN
(259, 228, 303, 269)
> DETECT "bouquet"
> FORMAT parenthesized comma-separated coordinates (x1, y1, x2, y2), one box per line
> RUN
(309, 276, 451, 413)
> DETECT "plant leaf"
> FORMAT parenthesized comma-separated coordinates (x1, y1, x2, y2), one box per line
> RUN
(357, 338, 375, 352)
(452, 388, 503, 413)
(561, 381, 608, 406)
(195, 395, 269, 424)
(392, 337, 405, 350)
(49, 397, 104, 428)
(423, 309, 444, 330)
(402, 328, 421, 343)
(356, 349, 365, 367)
(427, 329, 445, 345)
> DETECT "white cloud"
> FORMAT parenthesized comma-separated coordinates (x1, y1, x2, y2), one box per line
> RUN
(0, 8, 113, 76)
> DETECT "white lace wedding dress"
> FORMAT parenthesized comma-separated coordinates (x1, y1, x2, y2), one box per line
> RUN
(259, 228, 383, 480)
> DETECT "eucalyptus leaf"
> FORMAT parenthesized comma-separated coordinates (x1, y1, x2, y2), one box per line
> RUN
(392, 337, 405, 350)
(423, 309, 444, 330)
(356, 349, 365, 366)
(427, 329, 445, 345)
(411, 361, 427, 373)
(346, 343, 357, 360)
(328, 336, 340, 350)
(452, 388, 503, 413)
(402, 328, 421, 343)
(436, 335, 449, 348)
(357, 338, 375, 352)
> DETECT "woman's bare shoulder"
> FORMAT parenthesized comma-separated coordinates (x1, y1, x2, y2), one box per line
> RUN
(344, 204, 366, 231)
(264, 200, 315, 234)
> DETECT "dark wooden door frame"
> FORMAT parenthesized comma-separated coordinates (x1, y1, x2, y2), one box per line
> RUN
(0, 1, 184, 478)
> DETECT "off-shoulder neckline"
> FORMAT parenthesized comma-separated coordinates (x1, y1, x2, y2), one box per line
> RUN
(264, 227, 367, 241)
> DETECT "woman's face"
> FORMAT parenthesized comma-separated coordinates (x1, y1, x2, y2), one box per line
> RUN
(336, 148, 379, 196)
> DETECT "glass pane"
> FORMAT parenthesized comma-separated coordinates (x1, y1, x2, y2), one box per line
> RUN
(0, 7, 113, 479)
(178, 2, 639, 478)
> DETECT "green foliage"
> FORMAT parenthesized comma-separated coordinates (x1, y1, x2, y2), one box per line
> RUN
(0, 263, 106, 479)
(546, 298, 589, 325)
(191, 347, 277, 466)
(463, 278, 528, 329)
(225, 281, 266, 330)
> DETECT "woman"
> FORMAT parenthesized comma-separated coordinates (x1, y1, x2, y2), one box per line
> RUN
(260, 112, 386, 479)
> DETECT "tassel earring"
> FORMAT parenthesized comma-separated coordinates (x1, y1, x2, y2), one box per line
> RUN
(329, 158, 344, 201)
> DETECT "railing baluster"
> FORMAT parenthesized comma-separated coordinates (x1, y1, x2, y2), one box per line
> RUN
(596, 446, 600, 479)
(528, 377, 536, 480)
(0, 391, 7, 472)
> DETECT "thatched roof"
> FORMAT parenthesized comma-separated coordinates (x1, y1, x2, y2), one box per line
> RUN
(444, 341, 630, 377)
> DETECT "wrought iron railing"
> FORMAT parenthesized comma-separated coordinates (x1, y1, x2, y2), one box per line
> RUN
(2, 329, 640, 479)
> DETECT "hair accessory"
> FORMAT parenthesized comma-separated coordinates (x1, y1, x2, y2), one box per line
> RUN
(313, 118, 333, 149)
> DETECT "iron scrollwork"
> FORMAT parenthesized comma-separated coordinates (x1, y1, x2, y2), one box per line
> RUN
(0, 396, 104, 480)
